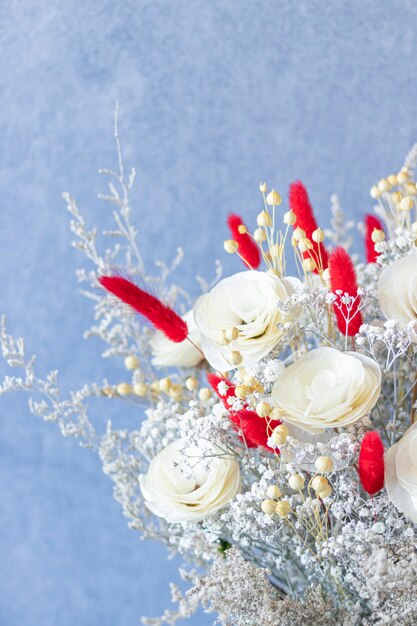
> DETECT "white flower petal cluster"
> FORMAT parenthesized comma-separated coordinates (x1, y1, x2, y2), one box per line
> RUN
(193, 270, 300, 370)
(271, 347, 381, 432)
(139, 438, 241, 523)
(151, 309, 203, 367)
(385, 423, 417, 523)
(378, 251, 417, 333)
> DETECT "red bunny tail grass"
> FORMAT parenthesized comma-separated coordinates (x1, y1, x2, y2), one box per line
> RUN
(207, 373, 236, 409)
(288, 181, 329, 271)
(227, 214, 261, 269)
(328, 247, 363, 336)
(99, 275, 188, 343)
(230, 409, 281, 450)
(359, 431, 385, 495)
(365, 214, 384, 263)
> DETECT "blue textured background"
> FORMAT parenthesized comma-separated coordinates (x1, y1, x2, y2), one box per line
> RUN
(2, 1, 417, 624)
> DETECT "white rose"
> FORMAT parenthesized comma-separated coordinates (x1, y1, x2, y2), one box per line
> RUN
(151, 309, 203, 367)
(139, 438, 241, 523)
(271, 347, 381, 432)
(378, 251, 417, 331)
(385, 423, 417, 522)
(193, 270, 300, 370)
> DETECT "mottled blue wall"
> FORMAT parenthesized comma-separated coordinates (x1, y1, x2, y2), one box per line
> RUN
(2, 1, 417, 624)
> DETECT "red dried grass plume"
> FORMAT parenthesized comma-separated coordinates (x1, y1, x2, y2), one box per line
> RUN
(207, 373, 280, 450)
(288, 181, 329, 271)
(227, 214, 261, 269)
(328, 247, 363, 336)
(365, 214, 384, 263)
(99, 274, 188, 343)
(358, 431, 385, 495)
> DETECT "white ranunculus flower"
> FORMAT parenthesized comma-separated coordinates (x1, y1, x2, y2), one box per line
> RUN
(271, 347, 381, 432)
(385, 423, 417, 522)
(151, 309, 203, 367)
(378, 251, 417, 331)
(193, 270, 300, 370)
(139, 438, 241, 523)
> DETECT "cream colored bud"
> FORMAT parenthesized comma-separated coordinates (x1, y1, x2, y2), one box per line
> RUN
(270, 406, 283, 420)
(317, 484, 333, 498)
(312, 228, 325, 243)
(218, 329, 229, 345)
(237, 224, 247, 234)
(230, 351, 243, 366)
(198, 387, 211, 401)
(133, 382, 148, 397)
(254, 227, 267, 242)
(370, 185, 381, 199)
(256, 400, 272, 418)
(311, 475, 329, 493)
(102, 386, 115, 397)
(261, 499, 276, 515)
(288, 474, 305, 490)
(406, 182, 417, 196)
(124, 355, 139, 370)
(391, 190, 402, 205)
(266, 485, 282, 499)
(185, 377, 198, 392)
(275, 500, 291, 518)
(225, 326, 239, 342)
(302, 258, 316, 273)
(293, 227, 306, 241)
(235, 384, 250, 400)
(314, 456, 334, 474)
(269, 243, 281, 259)
(257, 210, 272, 227)
(298, 238, 312, 253)
(283, 210, 296, 225)
(399, 196, 413, 211)
(397, 170, 409, 184)
(266, 189, 282, 206)
(378, 178, 391, 192)
(159, 377, 172, 392)
(270, 424, 289, 445)
(259, 181, 267, 193)
(322, 268, 330, 283)
(387, 174, 398, 186)
(224, 239, 238, 254)
(371, 228, 385, 243)
(150, 381, 161, 394)
(117, 383, 132, 396)
(168, 384, 183, 401)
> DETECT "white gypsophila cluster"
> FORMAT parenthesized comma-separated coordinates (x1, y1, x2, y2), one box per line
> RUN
(4, 120, 417, 625)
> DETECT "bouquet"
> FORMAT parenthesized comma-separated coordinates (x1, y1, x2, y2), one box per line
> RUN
(3, 117, 417, 625)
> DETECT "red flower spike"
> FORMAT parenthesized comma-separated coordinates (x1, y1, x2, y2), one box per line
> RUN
(207, 373, 280, 450)
(328, 247, 363, 336)
(288, 181, 329, 271)
(359, 431, 385, 495)
(227, 214, 261, 269)
(99, 275, 188, 343)
(365, 214, 384, 263)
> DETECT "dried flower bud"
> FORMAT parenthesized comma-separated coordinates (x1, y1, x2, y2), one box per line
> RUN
(270, 407, 283, 420)
(254, 227, 267, 242)
(230, 350, 243, 366)
(259, 181, 267, 193)
(397, 170, 409, 184)
(293, 226, 306, 241)
(298, 238, 313, 253)
(312, 228, 325, 243)
(133, 382, 148, 397)
(311, 475, 329, 493)
(198, 387, 211, 401)
(314, 456, 334, 473)
(224, 239, 238, 254)
(317, 484, 332, 498)
(399, 196, 413, 211)
(283, 210, 296, 225)
(266, 485, 282, 499)
(256, 400, 272, 418)
(371, 228, 385, 243)
(322, 268, 330, 283)
(235, 384, 250, 400)
(117, 383, 132, 396)
(261, 499, 276, 515)
(124, 355, 139, 370)
(378, 178, 391, 192)
(370, 185, 381, 199)
(159, 377, 172, 392)
(257, 210, 272, 227)
(302, 258, 316, 273)
(275, 500, 291, 517)
(406, 182, 417, 196)
(391, 190, 402, 205)
(168, 384, 183, 400)
(150, 381, 161, 393)
(288, 474, 305, 490)
(387, 174, 398, 186)
(225, 326, 239, 342)
(266, 189, 282, 206)
(270, 424, 289, 445)
(185, 376, 198, 391)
